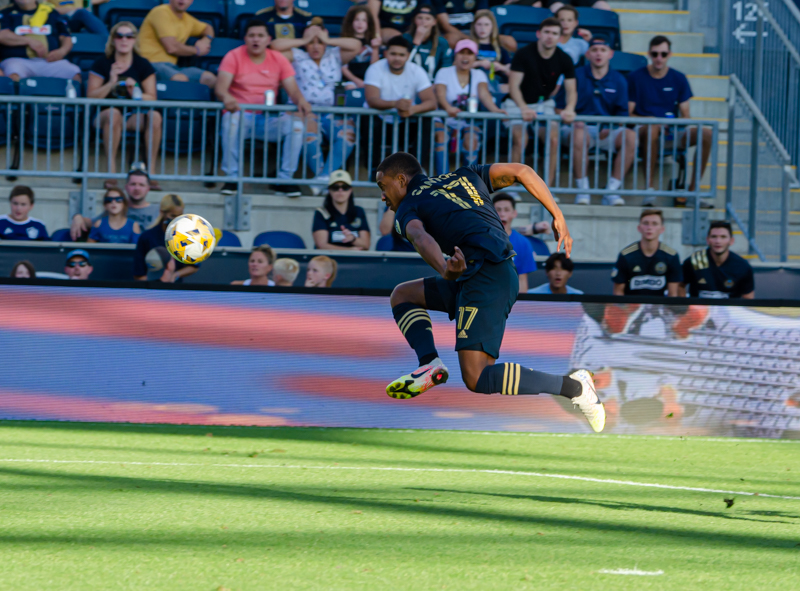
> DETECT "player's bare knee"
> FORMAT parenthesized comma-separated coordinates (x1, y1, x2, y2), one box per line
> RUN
(390, 281, 422, 308)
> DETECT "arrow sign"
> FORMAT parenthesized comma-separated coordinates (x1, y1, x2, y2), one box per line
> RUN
(733, 23, 757, 44)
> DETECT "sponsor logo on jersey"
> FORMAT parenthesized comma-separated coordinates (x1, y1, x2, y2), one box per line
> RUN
(699, 290, 729, 299)
(383, 0, 417, 14)
(630, 275, 666, 291)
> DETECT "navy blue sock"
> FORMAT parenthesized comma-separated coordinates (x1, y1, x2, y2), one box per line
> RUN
(475, 363, 577, 396)
(392, 303, 439, 366)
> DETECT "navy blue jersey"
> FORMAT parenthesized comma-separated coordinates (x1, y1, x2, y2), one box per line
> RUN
(254, 6, 312, 40)
(394, 165, 515, 281)
(0, 215, 48, 241)
(312, 205, 371, 248)
(682, 248, 754, 298)
(612, 241, 681, 296)
(0, 5, 69, 60)
(433, 0, 489, 27)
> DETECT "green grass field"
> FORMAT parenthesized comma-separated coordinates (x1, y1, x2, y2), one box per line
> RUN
(0, 421, 798, 590)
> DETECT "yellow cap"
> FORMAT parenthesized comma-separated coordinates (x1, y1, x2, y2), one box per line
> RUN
(328, 170, 352, 187)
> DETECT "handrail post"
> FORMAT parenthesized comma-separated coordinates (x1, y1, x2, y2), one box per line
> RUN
(725, 82, 736, 220)
(781, 161, 790, 262)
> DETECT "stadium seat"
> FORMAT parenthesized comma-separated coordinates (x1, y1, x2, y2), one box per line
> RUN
(576, 8, 621, 50)
(196, 37, 244, 74)
(50, 228, 72, 242)
(18, 78, 82, 150)
(162, 0, 227, 36)
(610, 51, 647, 75)
(97, 0, 159, 28)
(527, 236, 550, 257)
(297, 0, 354, 35)
(156, 80, 212, 155)
(490, 6, 551, 47)
(253, 231, 306, 249)
(376, 234, 394, 251)
(216, 230, 242, 247)
(228, 0, 259, 38)
(69, 33, 107, 73)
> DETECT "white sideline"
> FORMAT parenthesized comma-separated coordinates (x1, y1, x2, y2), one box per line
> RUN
(597, 569, 664, 576)
(0, 458, 798, 500)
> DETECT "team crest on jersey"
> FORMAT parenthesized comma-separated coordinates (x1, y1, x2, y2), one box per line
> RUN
(724, 279, 734, 288)
(351, 218, 362, 229)
(26, 226, 38, 239)
(610, 267, 618, 278)
(395, 219, 402, 235)
(654, 262, 667, 274)
(464, 0, 476, 9)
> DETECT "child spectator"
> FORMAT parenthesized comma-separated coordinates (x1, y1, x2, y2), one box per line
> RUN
(273, 258, 300, 286)
(528, 252, 583, 294)
(312, 170, 371, 250)
(133, 194, 198, 282)
(52, 0, 107, 35)
(470, 10, 512, 94)
(10, 260, 35, 278)
(369, 0, 418, 43)
(492, 192, 536, 293)
(87, 188, 142, 243)
(255, 0, 313, 41)
(0, 186, 48, 240)
(403, 4, 452, 83)
(64, 248, 93, 280)
(232, 245, 276, 286)
(340, 5, 381, 88)
(556, 5, 590, 65)
(138, 0, 216, 88)
(305, 255, 337, 287)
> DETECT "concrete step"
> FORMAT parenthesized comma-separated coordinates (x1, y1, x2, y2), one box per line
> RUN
(615, 9, 691, 32)
(610, 1, 677, 10)
(689, 97, 728, 119)
(688, 75, 729, 99)
(621, 30, 704, 53)
(632, 52, 720, 75)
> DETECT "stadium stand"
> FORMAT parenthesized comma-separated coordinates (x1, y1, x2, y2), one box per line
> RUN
(170, 0, 228, 36)
(69, 33, 108, 74)
(97, 0, 159, 28)
(216, 229, 242, 246)
(227, 0, 259, 38)
(253, 231, 306, 249)
(19, 78, 82, 150)
(156, 80, 212, 155)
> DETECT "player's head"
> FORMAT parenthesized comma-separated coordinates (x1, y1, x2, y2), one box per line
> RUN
(492, 193, 518, 227)
(376, 152, 423, 212)
(545, 252, 574, 291)
(537, 17, 561, 50)
(707, 220, 734, 255)
(637, 208, 664, 241)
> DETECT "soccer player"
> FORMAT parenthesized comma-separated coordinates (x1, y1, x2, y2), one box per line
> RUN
(376, 152, 605, 433)
(679, 221, 754, 299)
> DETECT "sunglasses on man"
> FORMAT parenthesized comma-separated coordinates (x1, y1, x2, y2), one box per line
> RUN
(650, 51, 669, 58)
(67, 260, 89, 268)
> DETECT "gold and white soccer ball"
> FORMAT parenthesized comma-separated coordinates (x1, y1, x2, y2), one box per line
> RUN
(165, 214, 216, 264)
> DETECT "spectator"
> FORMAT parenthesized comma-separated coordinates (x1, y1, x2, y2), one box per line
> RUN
(232, 245, 276, 286)
(138, 0, 216, 88)
(133, 194, 198, 282)
(369, 0, 419, 43)
(0, 0, 81, 82)
(403, 4, 452, 83)
(680, 221, 754, 299)
(431, 0, 487, 48)
(628, 35, 713, 207)
(255, 0, 312, 41)
(470, 10, 512, 94)
(88, 22, 162, 189)
(64, 248, 93, 280)
(87, 188, 142, 243)
(505, 17, 576, 185)
(10, 259, 35, 278)
(340, 5, 381, 88)
(271, 21, 361, 188)
(273, 257, 300, 286)
(0, 185, 48, 240)
(52, 0, 107, 36)
(528, 252, 583, 294)
(555, 5, 590, 65)
(492, 193, 536, 293)
(70, 168, 161, 240)
(565, 36, 636, 206)
(548, 0, 611, 13)
(312, 170, 371, 250)
(305, 254, 337, 287)
(612, 208, 681, 297)
(433, 39, 506, 175)
(215, 19, 311, 198)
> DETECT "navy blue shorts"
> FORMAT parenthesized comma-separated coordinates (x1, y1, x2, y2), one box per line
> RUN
(423, 258, 518, 359)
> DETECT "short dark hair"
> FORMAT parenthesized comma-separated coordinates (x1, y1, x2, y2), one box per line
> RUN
(555, 5, 578, 20)
(640, 208, 664, 223)
(539, 17, 561, 32)
(708, 220, 733, 237)
(10, 185, 34, 203)
(545, 252, 574, 273)
(649, 35, 671, 50)
(243, 18, 268, 36)
(386, 35, 413, 52)
(126, 169, 150, 184)
(376, 152, 423, 180)
(492, 193, 517, 209)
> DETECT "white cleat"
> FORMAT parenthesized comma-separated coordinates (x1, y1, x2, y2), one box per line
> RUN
(569, 369, 606, 433)
(386, 358, 449, 399)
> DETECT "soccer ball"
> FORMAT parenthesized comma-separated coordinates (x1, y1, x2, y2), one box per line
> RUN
(165, 214, 216, 264)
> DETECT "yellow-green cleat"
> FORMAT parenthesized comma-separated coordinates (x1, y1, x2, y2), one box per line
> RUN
(386, 358, 449, 399)
(569, 369, 606, 433)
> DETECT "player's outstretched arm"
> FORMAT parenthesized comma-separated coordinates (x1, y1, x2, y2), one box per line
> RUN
(406, 219, 466, 280)
(489, 162, 573, 257)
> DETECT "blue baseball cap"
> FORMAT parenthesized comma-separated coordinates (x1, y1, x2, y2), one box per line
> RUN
(589, 35, 611, 47)
(66, 249, 90, 263)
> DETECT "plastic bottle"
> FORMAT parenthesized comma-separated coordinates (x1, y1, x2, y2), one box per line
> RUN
(65, 80, 77, 99)
(132, 84, 143, 100)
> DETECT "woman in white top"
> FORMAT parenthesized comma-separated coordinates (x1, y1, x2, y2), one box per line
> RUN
(232, 245, 276, 287)
(432, 39, 506, 176)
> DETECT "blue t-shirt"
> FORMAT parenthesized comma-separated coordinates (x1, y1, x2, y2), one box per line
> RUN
(0, 215, 48, 241)
(528, 283, 584, 294)
(575, 64, 629, 117)
(627, 66, 692, 118)
(508, 229, 536, 274)
(0, 5, 70, 60)
(395, 165, 515, 281)
(89, 217, 140, 244)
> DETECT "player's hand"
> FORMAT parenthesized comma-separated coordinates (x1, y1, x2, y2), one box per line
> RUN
(443, 246, 466, 280)
(521, 106, 536, 122)
(552, 216, 572, 258)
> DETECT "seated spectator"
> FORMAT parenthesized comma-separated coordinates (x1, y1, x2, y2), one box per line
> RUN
(505, 18, 575, 185)
(52, 0, 107, 36)
(340, 5, 381, 88)
(433, 39, 506, 175)
(64, 248, 93, 280)
(0, 0, 80, 81)
(215, 19, 311, 198)
(88, 22, 162, 189)
(138, 0, 216, 88)
(470, 10, 512, 94)
(305, 254, 337, 287)
(87, 188, 142, 243)
(273, 257, 300, 286)
(71, 168, 161, 239)
(232, 245, 276, 286)
(528, 252, 583, 294)
(492, 193, 535, 293)
(402, 4, 452, 83)
(133, 194, 198, 282)
(0, 185, 48, 240)
(565, 36, 636, 206)
(271, 21, 361, 187)
(556, 5, 590, 65)
(628, 35, 713, 207)
(255, 0, 312, 41)
(10, 259, 35, 278)
(431, 0, 487, 48)
(369, 0, 419, 43)
(312, 170, 371, 250)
